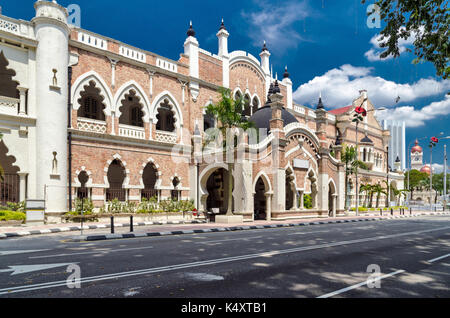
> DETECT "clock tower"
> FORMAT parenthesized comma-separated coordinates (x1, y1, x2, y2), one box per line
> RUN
(411, 139, 423, 171)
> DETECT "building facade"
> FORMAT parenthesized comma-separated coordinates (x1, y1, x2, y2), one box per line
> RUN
(0, 1, 404, 221)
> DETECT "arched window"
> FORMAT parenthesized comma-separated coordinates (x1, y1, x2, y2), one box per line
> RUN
(171, 177, 181, 201)
(142, 163, 159, 200)
(106, 159, 126, 201)
(204, 113, 215, 132)
(0, 51, 19, 99)
(252, 97, 259, 115)
(77, 81, 106, 120)
(119, 90, 144, 127)
(243, 94, 251, 117)
(156, 99, 176, 132)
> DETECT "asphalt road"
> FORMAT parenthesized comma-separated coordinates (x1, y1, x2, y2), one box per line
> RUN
(0, 215, 449, 298)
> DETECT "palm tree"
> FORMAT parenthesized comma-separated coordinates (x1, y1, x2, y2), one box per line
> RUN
(359, 184, 372, 208)
(205, 88, 255, 216)
(371, 184, 387, 208)
(342, 145, 356, 210)
(342, 145, 369, 211)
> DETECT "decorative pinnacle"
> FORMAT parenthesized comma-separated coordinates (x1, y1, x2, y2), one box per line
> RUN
(187, 21, 196, 37)
(283, 66, 290, 78)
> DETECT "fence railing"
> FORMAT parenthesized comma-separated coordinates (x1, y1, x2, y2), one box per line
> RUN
(106, 189, 127, 202)
(141, 189, 159, 200)
(0, 174, 20, 205)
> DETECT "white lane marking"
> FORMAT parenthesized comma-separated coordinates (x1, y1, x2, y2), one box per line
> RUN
(200, 236, 262, 244)
(317, 270, 405, 298)
(0, 225, 448, 295)
(427, 253, 450, 263)
(288, 231, 328, 236)
(28, 246, 154, 259)
(0, 263, 77, 276)
(0, 250, 49, 256)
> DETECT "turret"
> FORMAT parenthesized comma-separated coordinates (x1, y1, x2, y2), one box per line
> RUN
(184, 21, 199, 79)
(32, 0, 70, 213)
(217, 19, 230, 88)
(259, 41, 270, 75)
(184, 21, 200, 100)
(282, 66, 293, 109)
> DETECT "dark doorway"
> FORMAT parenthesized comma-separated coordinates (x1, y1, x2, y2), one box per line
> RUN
(254, 177, 266, 220)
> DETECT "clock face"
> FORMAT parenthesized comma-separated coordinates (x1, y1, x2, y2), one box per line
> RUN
(414, 157, 420, 161)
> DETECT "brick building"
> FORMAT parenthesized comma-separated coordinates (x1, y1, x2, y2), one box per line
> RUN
(0, 1, 404, 221)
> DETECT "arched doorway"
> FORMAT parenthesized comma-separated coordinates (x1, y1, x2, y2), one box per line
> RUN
(142, 163, 158, 200)
(254, 177, 267, 220)
(205, 168, 233, 213)
(0, 141, 20, 205)
(106, 159, 126, 201)
(286, 169, 296, 210)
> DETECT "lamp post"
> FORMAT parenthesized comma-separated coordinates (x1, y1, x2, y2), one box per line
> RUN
(352, 102, 386, 216)
(386, 145, 390, 208)
(440, 136, 450, 211)
(429, 136, 440, 210)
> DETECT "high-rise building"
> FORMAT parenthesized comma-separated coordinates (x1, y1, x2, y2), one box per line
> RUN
(381, 120, 406, 171)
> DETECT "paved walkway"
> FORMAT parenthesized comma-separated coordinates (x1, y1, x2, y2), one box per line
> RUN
(1, 210, 448, 240)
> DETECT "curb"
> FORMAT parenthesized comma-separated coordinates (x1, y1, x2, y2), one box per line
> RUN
(70, 212, 450, 242)
(0, 219, 206, 240)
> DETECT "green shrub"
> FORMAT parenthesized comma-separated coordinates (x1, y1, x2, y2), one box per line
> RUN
(0, 202, 26, 212)
(0, 210, 26, 221)
(72, 198, 94, 214)
(303, 194, 313, 209)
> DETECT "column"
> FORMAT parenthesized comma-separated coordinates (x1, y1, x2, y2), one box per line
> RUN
(18, 87, 28, 115)
(332, 194, 337, 218)
(300, 191, 305, 210)
(18, 173, 28, 202)
(265, 193, 272, 221)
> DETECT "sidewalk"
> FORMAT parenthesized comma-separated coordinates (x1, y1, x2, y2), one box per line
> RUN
(1, 211, 448, 240)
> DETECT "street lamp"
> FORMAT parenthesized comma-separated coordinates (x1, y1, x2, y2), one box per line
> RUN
(440, 136, 450, 211)
(352, 103, 386, 216)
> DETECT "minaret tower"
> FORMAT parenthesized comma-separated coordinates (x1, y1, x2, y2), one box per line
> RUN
(32, 0, 70, 213)
(411, 139, 423, 171)
(217, 19, 230, 88)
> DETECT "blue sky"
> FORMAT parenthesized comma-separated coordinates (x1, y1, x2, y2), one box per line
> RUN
(2, 0, 449, 171)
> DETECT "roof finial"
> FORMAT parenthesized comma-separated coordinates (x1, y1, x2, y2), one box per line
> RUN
(262, 40, 268, 52)
(187, 21, 196, 37)
(219, 18, 226, 30)
(317, 92, 324, 109)
(283, 66, 290, 78)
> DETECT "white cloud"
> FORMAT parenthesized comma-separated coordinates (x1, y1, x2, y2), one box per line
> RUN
(432, 164, 444, 174)
(293, 64, 450, 109)
(242, 0, 310, 53)
(365, 28, 420, 62)
(375, 95, 450, 128)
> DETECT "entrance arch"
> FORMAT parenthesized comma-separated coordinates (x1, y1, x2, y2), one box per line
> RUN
(0, 140, 20, 205)
(200, 164, 233, 213)
(106, 159, 126, 201)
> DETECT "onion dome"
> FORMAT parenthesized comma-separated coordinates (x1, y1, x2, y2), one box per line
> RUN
(420, 165, 431, 175)
(261, 40, 269, 52)
(187, 21, 196, 37)
(219, 18, 226, 31)
(360, 134, 374, 144)
(411, 139, 423, 153)
(283, 66, 290, 79)
(249, 105, 298, 137)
